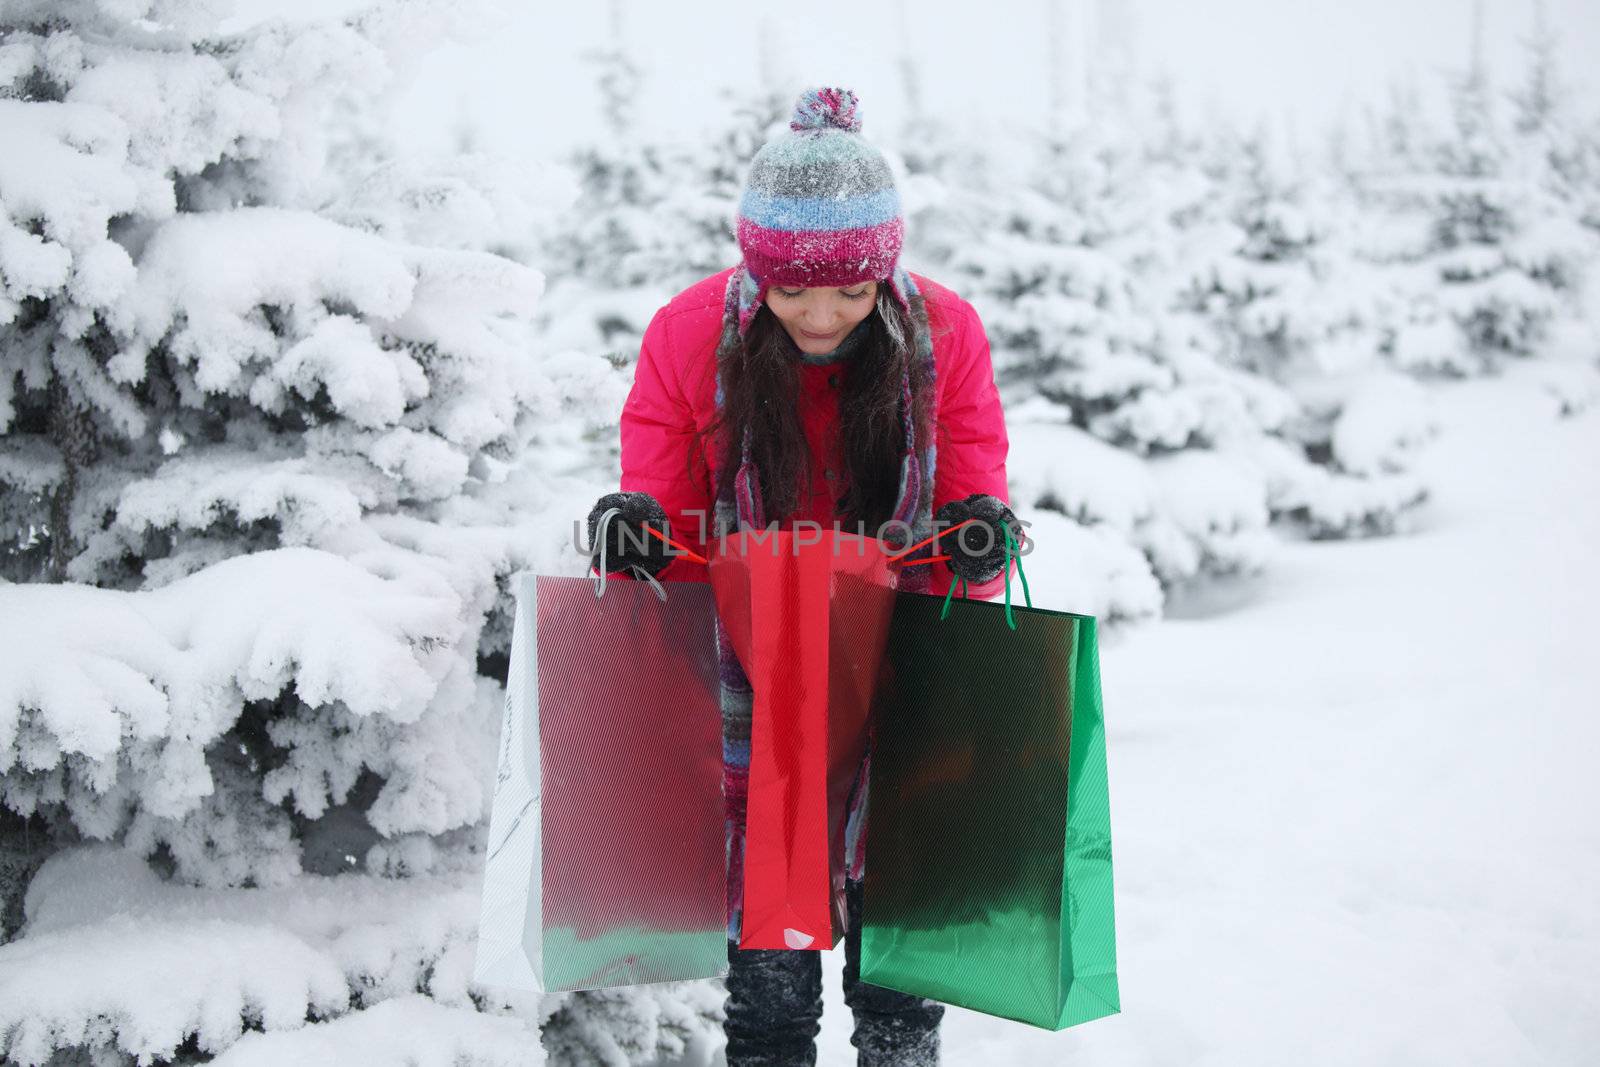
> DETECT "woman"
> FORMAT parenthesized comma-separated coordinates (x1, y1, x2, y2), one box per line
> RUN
(587, 86, 1021, 1067)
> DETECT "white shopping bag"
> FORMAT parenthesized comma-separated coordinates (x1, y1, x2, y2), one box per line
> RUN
(473, 572, 728, 992)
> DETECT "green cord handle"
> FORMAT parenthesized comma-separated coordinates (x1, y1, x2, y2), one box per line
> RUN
(939, 574, 968, 620)
(1000, 520, 1032, 630)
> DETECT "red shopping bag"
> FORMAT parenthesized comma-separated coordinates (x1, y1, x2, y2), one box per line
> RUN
(706, 527, 900, 950)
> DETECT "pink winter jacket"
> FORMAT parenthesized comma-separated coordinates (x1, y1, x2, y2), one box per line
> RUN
(618, 265, 1012, 599)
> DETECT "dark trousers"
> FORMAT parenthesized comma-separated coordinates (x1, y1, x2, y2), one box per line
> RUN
(723, 878, 944, 1066)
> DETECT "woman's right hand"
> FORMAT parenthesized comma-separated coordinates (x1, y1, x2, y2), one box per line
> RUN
(586, 491, 677, 578)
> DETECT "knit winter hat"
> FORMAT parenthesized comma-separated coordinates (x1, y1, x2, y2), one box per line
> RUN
(731, 86, 910, 337)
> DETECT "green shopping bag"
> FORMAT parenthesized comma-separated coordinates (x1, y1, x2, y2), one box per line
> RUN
(859, 530, 1119, 1030)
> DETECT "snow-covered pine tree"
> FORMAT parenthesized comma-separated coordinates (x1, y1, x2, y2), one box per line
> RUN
(533, 29, 668, 361)
(0, 2, 713, 1063)
(1172, 120, 1331, 381)
(918, 109, 1294, 618)
(1167, 119, 1434, 539)
(1355, 19, 1591, 379)
(685, 83, 789, 271)
(534, 16, 756, 369)
(1499, 0, 1600, 412)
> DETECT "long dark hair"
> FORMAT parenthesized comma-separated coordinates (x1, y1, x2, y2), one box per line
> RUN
(696, 284, 936, 532)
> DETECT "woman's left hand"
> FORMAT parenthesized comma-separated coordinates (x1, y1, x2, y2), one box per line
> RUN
(935, 493, 1023, 584)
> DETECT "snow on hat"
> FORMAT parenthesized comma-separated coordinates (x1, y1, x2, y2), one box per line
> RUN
(731, 86, 910, 337)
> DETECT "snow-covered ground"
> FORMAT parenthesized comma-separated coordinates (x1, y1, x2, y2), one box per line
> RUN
(2, 362, 1593, 1067)
(767, 364, 1599, 1066)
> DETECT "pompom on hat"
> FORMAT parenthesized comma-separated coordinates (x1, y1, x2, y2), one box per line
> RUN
(729, 86, 917, 338)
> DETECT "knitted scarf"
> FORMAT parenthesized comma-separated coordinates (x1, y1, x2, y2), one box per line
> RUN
(713, 259, 938, 943)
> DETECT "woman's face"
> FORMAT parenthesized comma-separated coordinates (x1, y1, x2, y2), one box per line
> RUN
(765, 281, 878, 355)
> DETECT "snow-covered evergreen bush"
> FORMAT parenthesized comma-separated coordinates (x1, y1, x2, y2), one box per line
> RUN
(0, 2, 713, 1063)
(532, 53, 779, 367)
(1356, 53, 1595, 380)
(1166, 122, 1433, 539)
(912, 116, 1295, 605)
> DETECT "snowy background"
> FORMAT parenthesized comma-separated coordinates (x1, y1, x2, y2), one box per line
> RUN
(0, 0, 1597, 1064)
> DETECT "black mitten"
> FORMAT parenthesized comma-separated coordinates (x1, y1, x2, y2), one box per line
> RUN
(935, 493, 1023, 584)
(586, 491, 675, 578)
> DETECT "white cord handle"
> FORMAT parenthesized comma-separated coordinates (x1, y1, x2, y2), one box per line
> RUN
(591, 506, 667, 602)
